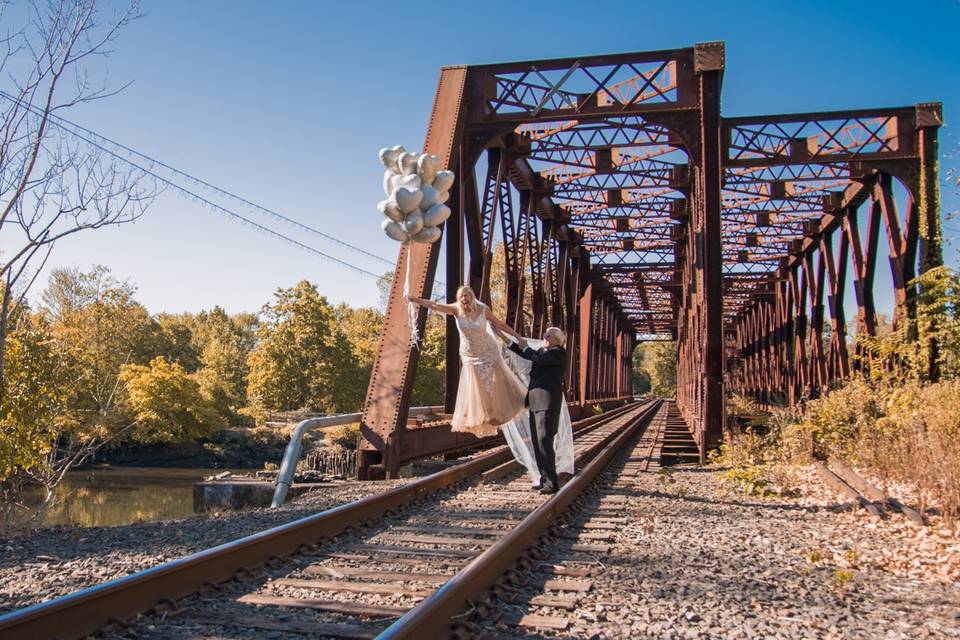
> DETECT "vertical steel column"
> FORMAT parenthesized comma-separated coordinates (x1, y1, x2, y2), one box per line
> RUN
(444, 150, 465, 413)
(916, 103, 944, 380)
(578, 280, 593, 403)
(359, 67, 469, 479)
(696, 42, 725, 459)
(564, 250, 582, 399)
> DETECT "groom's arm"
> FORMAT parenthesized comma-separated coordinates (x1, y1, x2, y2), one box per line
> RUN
(508, 342, 538, 361)
(531, 348, 565, 367)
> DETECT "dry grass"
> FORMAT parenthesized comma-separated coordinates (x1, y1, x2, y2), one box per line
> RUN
(720, 378, 960, 527)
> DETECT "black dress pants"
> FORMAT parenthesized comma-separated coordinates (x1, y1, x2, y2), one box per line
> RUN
(527, 389, 561, 490)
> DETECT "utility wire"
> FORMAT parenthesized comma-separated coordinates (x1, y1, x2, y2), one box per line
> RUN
(0, 90, 448, 293)
(0, 89, 396, 269)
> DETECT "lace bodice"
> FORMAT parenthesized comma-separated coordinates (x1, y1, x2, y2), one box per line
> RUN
(455, 302, 500, 366)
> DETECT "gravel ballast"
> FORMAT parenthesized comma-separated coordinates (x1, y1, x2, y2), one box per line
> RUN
(488, 461, 960, 639)
(0, 479, 407, 615)
(3, 458, 958, 639)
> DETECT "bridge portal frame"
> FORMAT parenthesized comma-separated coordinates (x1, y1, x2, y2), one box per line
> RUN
(356, 44, 942, 479)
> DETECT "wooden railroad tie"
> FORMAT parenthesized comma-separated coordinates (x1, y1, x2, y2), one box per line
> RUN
(237, 594, 409, 618)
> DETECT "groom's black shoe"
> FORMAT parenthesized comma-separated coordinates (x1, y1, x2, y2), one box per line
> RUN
(533, 483, 543, 491)
(539, 485, 557, 495)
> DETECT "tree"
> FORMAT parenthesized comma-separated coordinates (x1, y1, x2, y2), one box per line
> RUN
(0, 0, 155, 392)
(633, 340, 677, 397)
(155, 313, 201, 372)
(410, 312, 446, 406)
(0, 307, 66, 528)
(2, 265, 173, 526)
(119, 356, 221, 443)
(247, 280, 359, 415)
(376, 272, 394, 314)
(169, 307, 258, 419)
(0, 309, 61, 482)
(44, 267, 165, 426)
(337, 305, 382, 369)
(333, 304, 382, 410)
(632, 366, 651, 395)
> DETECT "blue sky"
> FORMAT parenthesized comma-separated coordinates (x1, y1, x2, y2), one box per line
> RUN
(15, 0, 960, 315)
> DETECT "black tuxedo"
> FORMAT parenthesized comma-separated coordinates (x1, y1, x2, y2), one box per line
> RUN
(509, 343, 568, 491)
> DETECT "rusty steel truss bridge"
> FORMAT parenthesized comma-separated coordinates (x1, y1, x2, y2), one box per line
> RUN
(356, 42, 943, 479)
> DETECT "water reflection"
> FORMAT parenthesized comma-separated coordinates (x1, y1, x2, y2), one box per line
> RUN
(20, 467, 233, 528)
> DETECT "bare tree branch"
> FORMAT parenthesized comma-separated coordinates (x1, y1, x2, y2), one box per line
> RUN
(0, 0, 152, 395)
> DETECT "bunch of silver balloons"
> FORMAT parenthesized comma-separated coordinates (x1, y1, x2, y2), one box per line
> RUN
(377, 145, 454, 244)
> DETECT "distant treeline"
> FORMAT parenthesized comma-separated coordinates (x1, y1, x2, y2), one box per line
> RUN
(0, 266, 444, 485)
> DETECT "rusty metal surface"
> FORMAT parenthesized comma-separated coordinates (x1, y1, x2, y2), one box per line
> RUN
(377, 400, 664, 639)
(359, 66, 469, 479)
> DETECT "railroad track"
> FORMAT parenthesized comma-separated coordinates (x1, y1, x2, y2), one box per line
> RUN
(466, 400, 674, 637)
(0, 399, 662, 640)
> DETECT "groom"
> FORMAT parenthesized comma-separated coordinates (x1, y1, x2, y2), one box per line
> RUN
(509, 327, 568, 494)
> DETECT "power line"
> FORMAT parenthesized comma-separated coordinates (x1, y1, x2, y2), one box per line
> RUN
(0, 89, 397, 270)
(0, 90, 449, 294)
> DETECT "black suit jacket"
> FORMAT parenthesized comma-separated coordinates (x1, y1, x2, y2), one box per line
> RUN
(509, 343, 567, 410)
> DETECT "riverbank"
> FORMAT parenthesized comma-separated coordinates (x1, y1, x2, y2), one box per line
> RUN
(85, 428, 290, 470)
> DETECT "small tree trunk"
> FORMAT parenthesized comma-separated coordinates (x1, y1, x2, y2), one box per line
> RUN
(0, 280, 10, 394)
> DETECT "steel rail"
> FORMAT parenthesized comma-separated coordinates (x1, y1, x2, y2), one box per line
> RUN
(0, 401, 645, 640)
(378, 399, 664, 639)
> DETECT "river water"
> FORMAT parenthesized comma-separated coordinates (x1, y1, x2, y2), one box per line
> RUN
(19, 467, 236, 528)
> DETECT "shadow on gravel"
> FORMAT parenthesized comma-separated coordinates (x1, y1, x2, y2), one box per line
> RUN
(623, 486, 856, 514)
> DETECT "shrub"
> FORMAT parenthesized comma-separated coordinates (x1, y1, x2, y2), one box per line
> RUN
(120, 356, 223, 443)
(324, 423, 361, 450)
(796, 378, 884, 461)
(855, 379, 960, 522)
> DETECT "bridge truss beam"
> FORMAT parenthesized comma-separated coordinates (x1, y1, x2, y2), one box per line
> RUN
(356, 45, 942, 479)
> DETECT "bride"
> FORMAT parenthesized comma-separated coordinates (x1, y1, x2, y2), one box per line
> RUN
(407, 285, 527, 436)
(407, 286, 574, 486)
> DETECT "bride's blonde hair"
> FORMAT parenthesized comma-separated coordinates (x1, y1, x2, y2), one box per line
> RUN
(455, 285, 477, 313)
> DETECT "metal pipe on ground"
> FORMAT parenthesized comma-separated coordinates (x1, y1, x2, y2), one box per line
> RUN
(271, 405, 443, 507)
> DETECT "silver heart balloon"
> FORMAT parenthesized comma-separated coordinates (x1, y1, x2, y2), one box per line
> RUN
(378, 199, 404, 222)
(382, 219, 409, 242)
(398, 173, 422, 191)
(388, 173, 404, 195)
(403, 212, 424, 235)
(382, 170, 395, 197)
(379, 145, 406, 172)
(432, 170, 455, 193)
(422, 203, 451, 227)
(419, 184, 439, 210)
(413, 226, 442, 244)
(435, 190, 449, 204)
(395, 187, 423, 214)
(417, 154, 438, 184)
(397, 152, 419, 176)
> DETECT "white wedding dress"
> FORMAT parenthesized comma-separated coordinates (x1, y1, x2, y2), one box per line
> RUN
(499, 336, 575, 487)
(450, 302, 528, 437)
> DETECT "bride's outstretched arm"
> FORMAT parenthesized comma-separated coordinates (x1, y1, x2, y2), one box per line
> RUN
(406, 295, 459, 315)
(484, 308, 523, 341)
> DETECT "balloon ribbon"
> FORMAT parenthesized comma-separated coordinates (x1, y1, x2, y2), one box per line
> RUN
(404, 241, 421, 349)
